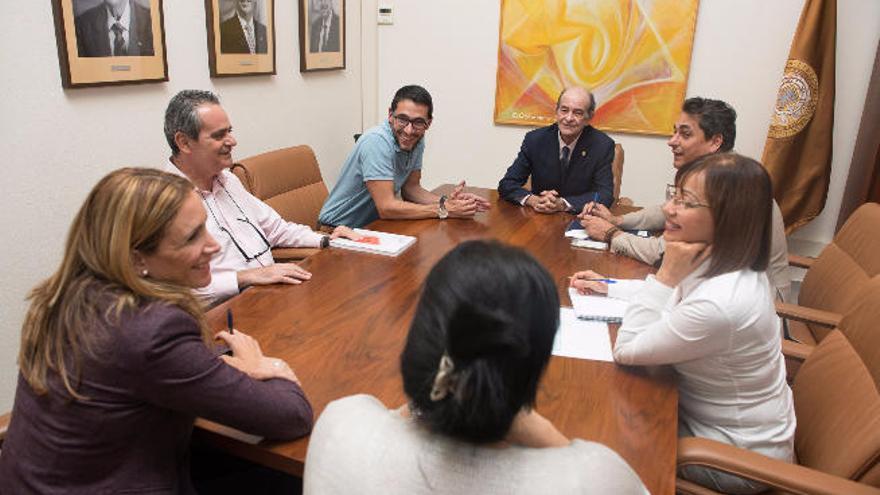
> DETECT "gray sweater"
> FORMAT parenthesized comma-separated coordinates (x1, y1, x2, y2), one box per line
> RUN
(305, 394, 648, 494)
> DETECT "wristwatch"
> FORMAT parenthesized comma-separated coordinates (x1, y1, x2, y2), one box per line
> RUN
(438, 195, 448, 219)
(320, 235, 331, 248)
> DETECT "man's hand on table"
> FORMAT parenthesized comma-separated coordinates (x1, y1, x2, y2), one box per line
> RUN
(238, 263, 312, 289)
(330, 226, 363, 241)
(449, 180, 491, 213)
(526, 190, 567, 214)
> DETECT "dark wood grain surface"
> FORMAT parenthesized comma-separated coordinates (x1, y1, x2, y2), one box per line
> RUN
(195, 187, 677, 494)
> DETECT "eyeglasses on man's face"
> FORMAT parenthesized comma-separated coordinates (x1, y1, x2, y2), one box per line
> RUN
(391, 114, 430, 132)
(665, 184, 710, 210)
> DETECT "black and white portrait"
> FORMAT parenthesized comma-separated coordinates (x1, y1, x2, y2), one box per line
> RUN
(309, 0, 340, 53)
(219, 0, 268, 54)
(74, 0, 154, 57)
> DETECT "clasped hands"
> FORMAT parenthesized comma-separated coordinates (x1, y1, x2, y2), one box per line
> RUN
(525, 190, 568, 214)
(445, 181, 491, 218)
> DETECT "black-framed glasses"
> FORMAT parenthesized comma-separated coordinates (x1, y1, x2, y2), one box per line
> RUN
(665, 184, 710, 210)
(220, 217, 271, 262)
(391, 114, 430, 132)
(200, 184, 272, 262)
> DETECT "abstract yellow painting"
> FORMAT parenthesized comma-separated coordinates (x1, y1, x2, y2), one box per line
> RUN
(494, 0, 700, 135)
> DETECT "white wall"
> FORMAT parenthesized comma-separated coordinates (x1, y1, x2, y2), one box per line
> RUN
(0, 0, 364, 409)
(374, 0, 880, 246)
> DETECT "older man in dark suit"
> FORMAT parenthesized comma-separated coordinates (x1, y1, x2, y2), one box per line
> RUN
(75, 0, 154, 57)
(220, 0, 268, 54)
(309, 0, 339, 53)
(498, 87, 615, 214)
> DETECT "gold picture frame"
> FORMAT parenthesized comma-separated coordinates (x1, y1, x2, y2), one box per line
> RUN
(51, 0, 168, 88)
(298, 0, 345, 72)
(205, 0, 276, 77)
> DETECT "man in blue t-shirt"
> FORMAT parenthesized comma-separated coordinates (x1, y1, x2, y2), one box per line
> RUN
(319, 85, 490, 228)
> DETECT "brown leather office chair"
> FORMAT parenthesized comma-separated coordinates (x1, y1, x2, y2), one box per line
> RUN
(675, 284, 880, 495)
(611, 143, 633, 207)
(777, 202, 880, 346)
(230, 145, 330, 262)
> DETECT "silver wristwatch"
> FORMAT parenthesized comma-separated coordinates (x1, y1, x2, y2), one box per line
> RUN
(438, 195, 448, 219)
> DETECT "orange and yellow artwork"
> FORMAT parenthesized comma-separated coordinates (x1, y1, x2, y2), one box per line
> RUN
(494, 0, 700, 135)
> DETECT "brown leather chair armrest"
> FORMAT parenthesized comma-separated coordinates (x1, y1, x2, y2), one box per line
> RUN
(271, 247, 320, 262)
(0, 411, 11, 447)
(775, 301, 842, 328)
(677, 437, 880, 495)
(782, 339, 814, 362)
(788, 253, 816, 269)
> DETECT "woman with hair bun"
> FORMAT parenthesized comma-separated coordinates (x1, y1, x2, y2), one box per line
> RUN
(305, 240, 647, 494)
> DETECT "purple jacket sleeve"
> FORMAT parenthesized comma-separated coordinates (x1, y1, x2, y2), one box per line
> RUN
(126, 305, 313, 440)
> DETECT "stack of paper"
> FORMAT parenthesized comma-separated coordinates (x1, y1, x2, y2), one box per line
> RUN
(568, 288, 629, 323)
(329, 228, 416, 257)
(552, 308, 613, 362)
(564, 219, 608, 250)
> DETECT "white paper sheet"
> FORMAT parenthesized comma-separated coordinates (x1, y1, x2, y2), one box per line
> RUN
(552, 307, 614, 362)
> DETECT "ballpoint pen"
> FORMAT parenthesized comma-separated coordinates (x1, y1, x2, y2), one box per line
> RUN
(568, 276, 617, 284)
(226, 308, 234, 334)
(587, 192, 599, 215)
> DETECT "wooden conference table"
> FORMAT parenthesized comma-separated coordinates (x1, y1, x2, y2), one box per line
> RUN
(196, 186, 678, 494)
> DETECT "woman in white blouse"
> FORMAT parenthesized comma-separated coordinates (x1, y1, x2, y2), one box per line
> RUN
(571, 152, 795, 494)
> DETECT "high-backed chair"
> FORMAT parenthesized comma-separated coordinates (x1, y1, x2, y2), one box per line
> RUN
(777, 202, 880, 346)
(230, 145, 330, 262)
(675, 283, 880, 495)
(611, 143, 633, 207)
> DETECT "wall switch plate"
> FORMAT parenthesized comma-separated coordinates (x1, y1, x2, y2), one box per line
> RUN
(378, 4, 393, 25)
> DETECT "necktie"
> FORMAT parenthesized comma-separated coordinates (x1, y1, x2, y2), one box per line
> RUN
(111, 22, 126, 56)
(320, 22, 329, 51)
(561, 146, 571, 172)
(244, 24, 256, 53)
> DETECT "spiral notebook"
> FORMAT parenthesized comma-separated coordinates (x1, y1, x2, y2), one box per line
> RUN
(568, 288, 628, 322)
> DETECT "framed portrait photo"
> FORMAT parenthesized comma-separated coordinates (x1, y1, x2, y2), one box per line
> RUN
(50, 0, 168, 88)
(298, 0, 345, 72)
(206, 0, 276, 77)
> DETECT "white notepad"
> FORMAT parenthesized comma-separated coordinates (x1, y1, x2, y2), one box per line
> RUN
(329, 228, 416, 257)
(568, 288, 629, 322)
(552, 308, 614, 362)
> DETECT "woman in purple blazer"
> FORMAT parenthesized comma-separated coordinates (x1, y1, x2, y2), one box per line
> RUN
(0, 168, 312, 493)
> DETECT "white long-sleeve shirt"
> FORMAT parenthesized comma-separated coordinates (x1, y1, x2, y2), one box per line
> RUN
(164, 162, 324, 304)
(611, 266, 795, 463)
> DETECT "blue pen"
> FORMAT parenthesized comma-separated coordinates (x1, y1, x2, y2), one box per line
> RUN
(587, 192, 599, 214)
(568, 276, 617, 284)
(226, 309, 234, 334)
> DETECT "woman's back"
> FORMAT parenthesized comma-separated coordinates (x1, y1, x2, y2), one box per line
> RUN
(304, 395, 648, 495)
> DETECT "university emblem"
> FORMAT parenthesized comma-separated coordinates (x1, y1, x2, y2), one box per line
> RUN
(768, 59, 819, 139)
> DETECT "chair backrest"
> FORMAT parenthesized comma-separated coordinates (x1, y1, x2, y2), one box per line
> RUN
(792, 282, 880, 486)
(612, 143, 624, 201)
(231, 145, 329, 228)
(799, 202, 880, 341)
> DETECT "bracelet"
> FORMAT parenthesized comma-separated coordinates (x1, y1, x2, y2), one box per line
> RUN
(603, 226, 620, 243)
